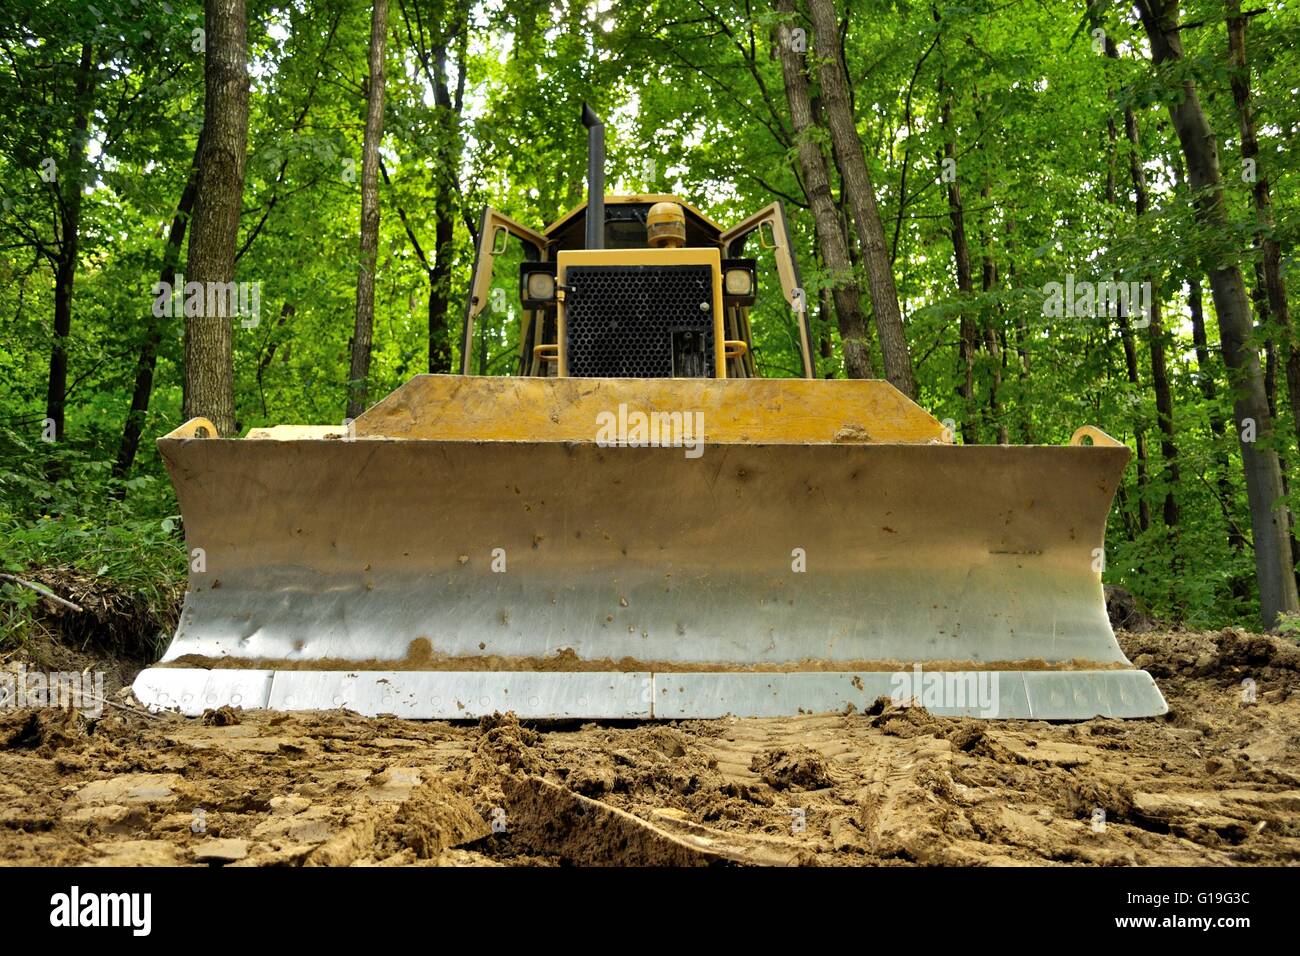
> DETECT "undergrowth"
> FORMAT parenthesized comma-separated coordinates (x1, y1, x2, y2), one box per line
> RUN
(0, 428, 185, 657)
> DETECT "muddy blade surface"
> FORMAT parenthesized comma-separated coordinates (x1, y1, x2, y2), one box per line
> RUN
(134, 438, 1165, 720)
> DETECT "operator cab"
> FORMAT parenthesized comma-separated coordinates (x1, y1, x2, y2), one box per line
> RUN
(461, 194, 811, 381)
(459, 108, 813, 380)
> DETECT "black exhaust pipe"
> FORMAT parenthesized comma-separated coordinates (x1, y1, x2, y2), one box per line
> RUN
(582, 103, 604, 250)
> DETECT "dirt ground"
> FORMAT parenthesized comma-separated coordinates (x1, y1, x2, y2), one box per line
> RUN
(1, 627, 1298, 866)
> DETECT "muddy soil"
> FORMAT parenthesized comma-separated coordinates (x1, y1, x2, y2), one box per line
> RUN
(1, 628, 1298, 866)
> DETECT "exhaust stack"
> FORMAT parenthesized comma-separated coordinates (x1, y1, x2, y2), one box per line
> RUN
(582, 103, 604, 250)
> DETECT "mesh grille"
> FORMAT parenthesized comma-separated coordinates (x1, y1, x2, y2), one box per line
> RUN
(564, 265, 715, 377)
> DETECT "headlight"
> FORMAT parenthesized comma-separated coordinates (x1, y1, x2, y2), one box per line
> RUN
(724, 268, 753, 297)
(527, 271, 556, 301)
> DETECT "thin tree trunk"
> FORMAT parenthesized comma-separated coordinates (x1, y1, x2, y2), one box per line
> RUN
(774, 0, 873, 379)
(1103, 328, 1139, 543)
(1119, 79, 1179, 528)
(1138, 0, 1298, 626)
(1013, 308, 1032, 442)
(427, 206, 454, 372)
(428, 18, 466, 373)
(1228, 0, 1300, 452)
(818, 286, 834, 376)
(1189, 276, 1250, 582)
(1176, 142, 1251, 590)
(979, 210, 1007, 444)
(401, 0, 467, 373)
(183, 0, 249, 436)
(1101, 44, 1151, 532)
(1118, 296, 1153, 533)
(256, 303, 294, 418)
(114, 133, 204, 479)
(969, 89, 1006, 443)
(45, 42, 95, 442)
(347, 0, 389, 419)
(937, 84, 978, 444)
(1145, 286, 1180, 529)
(1003, 247, 1034, 443)
(806, 0, 915, 397)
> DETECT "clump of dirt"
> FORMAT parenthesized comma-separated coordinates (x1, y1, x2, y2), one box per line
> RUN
(690, 780, 774, 824)
(870, 700, 945, 738)
(382, 780, 490, 860)
(466, 712, 548, 814)
(475, 712, 544, 774)
(202, 706, 241, 727)
(944, 722, 1022, 763)
(863, 695, 891, 716)
(750, 746, 834, 791)
(564, 764, 617, 797)
(1, 707, 87, 754)
(1061, 778, 1135, 824)
(1121, 628, 1300, 687)
(555, 724, 725, 810)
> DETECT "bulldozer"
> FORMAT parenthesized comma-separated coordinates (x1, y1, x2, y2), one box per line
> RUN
(132, 107, 1167, 721)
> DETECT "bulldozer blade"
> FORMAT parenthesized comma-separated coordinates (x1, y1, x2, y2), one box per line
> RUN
(133, 377, 1166, 721)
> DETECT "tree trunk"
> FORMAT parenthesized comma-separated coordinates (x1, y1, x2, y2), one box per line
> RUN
(1227, 0, 1300, 453)
(256, 303, 295, 418)
(425, 33, 458, 374)
(1004, 250, 1034, 443)
(1138, 0, 1298, 626)
(818, 287, 834, 376)
(1227, 0, 1300, 587)
(774, 0, 873, 379)
(401, 0, 468, 374)
(806, 0, 915, 397)
(1118, 298, 1153, 534)
(183, 0, 249, 436)
(347, 0, 389, 419)
(937, 86, 978, 444)
(431, 16, 467, 373)
(114, 133, 204, 479)
(1120, 84, 1179, 528)
(1145, 289, 1180, 529)
(1101, 49, 1151, 532)
(1190, 276, 1250, 585)
(979, 211, 1008, 444)
(427, 212, 454, 373)
(44, 42, 95, 442)
(969, 89, 1006, 444)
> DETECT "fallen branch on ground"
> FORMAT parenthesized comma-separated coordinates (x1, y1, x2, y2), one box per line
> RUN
(0, 573, 85, 613)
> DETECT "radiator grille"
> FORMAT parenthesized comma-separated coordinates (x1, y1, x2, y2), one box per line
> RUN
(564, 265, 715, 377)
